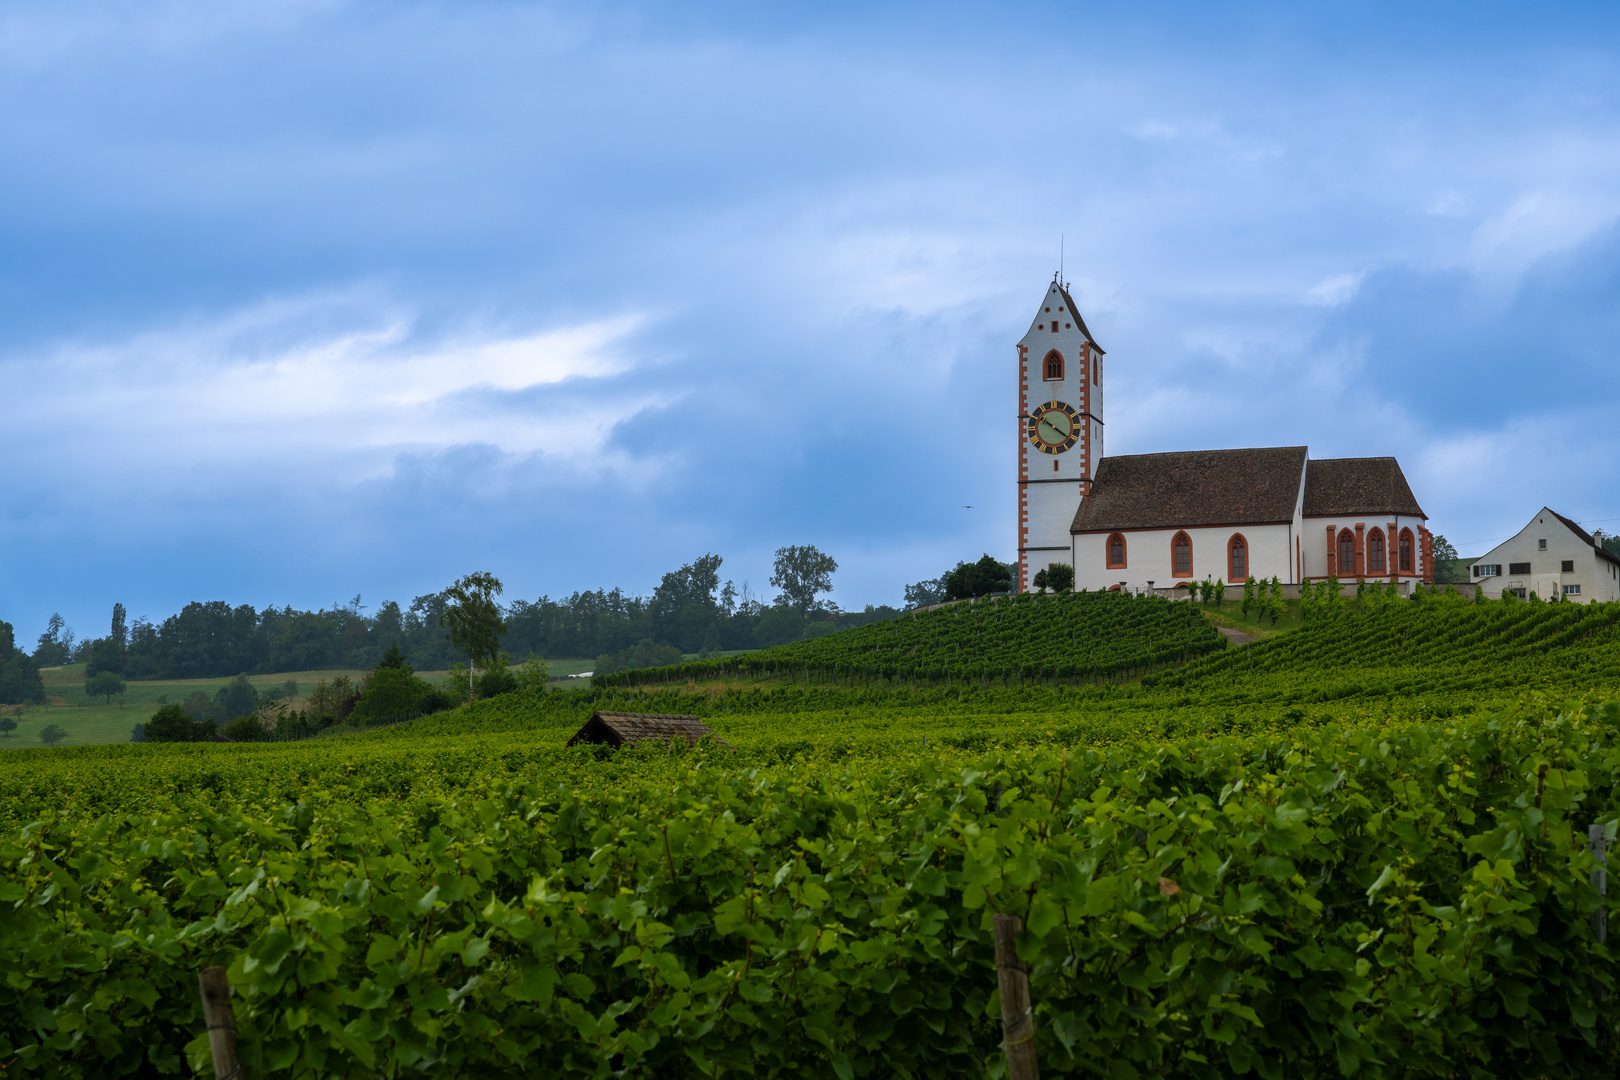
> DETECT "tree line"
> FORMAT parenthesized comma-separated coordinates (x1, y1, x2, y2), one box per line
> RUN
(4, 546, 922, 689)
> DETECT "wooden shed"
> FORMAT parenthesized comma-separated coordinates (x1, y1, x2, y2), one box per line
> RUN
(565, 711, 732, 751)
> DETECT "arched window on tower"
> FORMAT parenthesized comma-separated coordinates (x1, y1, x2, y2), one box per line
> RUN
(1338, 530, 1355, 578)
(1399, 529, 1414, 573)
(1092, 356, 1099, 385)
(1107, 532, 1127, 569)
(1367, 528, 1387, 574)
(1043, 350, 1064, 380)
(1228, 534, 1248, 581)
(1172, 531, 1193, 578)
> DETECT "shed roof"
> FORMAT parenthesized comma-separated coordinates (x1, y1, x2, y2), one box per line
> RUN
(565, 711, 732, 750)
(1301, 457, 1426, 518)
(1070, 446, 1308, 533)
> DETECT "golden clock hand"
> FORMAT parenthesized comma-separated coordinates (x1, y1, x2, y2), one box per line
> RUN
(1041, 418, 1069, 439)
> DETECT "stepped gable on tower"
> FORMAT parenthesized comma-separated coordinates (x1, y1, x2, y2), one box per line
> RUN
(1070, 446, 1308, 533)
(1301, 457, 1425, 518)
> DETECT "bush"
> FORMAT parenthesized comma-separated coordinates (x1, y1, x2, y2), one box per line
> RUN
(351, 666, 439, 724)
(752, 609, 802, 648)
(221, 714, 266, 742)
(595, 639, 685, 675)
(475, 653, 519, 699)
(1032, 564, 1074, 593)
(143, 704, 217, 743)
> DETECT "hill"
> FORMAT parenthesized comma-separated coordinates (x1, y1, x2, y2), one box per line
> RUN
(594, 590, 1227, 689)
(2, 592, 1619, 1075)
(1145, 591, 1620, 702)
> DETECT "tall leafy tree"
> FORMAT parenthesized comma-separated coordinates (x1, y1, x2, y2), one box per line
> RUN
(770, 545, 838, 615)
(85, 671, 126, 705)
(109, 603, 127, 650)
(903, 577, 947, 609)
(442, 572, 507, 702)
(944, 555, 1012, 600)
(33, 613, 68, 667)
(0, 620, 46, 706)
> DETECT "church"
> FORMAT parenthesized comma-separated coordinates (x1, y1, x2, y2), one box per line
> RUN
(1016, 278, 1435, 593)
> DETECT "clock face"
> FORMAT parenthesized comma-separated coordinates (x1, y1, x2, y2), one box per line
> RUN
(1027, 401, 1081, 454)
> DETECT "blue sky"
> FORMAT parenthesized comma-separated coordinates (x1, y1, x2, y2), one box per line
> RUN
(4, 1, 1620, 645)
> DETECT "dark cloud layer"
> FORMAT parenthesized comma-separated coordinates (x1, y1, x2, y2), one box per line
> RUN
(3, 0, 1620, 642)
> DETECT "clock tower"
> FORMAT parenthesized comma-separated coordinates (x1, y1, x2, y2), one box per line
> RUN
(1017, 277, 1104, 591)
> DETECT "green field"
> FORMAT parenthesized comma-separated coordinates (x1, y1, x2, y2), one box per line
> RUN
(2, 660, 605, 747)
(3, 592, 1620, 1076)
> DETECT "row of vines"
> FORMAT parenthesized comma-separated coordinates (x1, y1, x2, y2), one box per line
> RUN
(2, 696, 1618, 1076)
(594, 591, 1227, 691)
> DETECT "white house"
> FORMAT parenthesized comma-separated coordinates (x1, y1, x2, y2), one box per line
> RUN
(1469, 508, 1620, 603)
(1011, 276, 1434, 593)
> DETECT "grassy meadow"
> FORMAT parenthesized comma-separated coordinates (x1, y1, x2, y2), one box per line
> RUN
(0, 658, 604, 748)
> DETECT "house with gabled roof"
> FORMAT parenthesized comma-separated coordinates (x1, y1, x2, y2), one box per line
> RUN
(1015, 275, 1434, 594)
(1469, 508, 1620, 603)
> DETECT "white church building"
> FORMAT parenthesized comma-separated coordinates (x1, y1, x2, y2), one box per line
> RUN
(1016, 278, 1435, 592)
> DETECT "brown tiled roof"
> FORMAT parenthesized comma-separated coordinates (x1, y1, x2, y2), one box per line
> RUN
(1547, 508, 1620, 569)
(1070, 446, 1308, 533)
(1057, 285, 1104, 354)
(565, 711, 732, 750)
(1302, 458, 1425, 518)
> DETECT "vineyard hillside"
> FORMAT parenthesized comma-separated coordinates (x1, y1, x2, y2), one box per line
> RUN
(595, 590, 1227, 689)
(1145, 592, 1620, 702)
(5, 598, 1620, 1076)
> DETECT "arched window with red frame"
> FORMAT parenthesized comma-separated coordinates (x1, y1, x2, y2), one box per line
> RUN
(1106, 532, 1127, 569)
(1228, 534, 1248, 581)
(1367, 528, 1387, 574)
(1171, 531, 1193, 577)
(1399, 528, 1414, 573)
(1043, 350, 1064, 380)
(1337, 529, 1354, 577)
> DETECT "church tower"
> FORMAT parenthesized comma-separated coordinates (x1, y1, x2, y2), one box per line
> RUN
(1017, 277, 1104, 591)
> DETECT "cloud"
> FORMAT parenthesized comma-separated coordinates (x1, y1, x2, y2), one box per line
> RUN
(5, 0, 1620, 638)
(0, 295, 653, 490)
(1305, 271, 1364, 307)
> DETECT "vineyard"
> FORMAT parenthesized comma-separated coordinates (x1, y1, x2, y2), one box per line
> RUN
(3, 597, 1620, 1076)
(594, 591, 1227, 690)
(1145, 591, 1620, 702)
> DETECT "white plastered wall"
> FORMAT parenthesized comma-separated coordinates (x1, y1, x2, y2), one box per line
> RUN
(1301, 514, 1427, 582)
(1071, 522, 1294, 593)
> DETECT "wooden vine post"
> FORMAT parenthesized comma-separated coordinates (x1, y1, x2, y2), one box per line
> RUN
(198, 966, 243, 1079)
(1592, 824, 1609, 948)
(993, 913, 1039, 1080)
(1592, 823, 1609, 1037)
